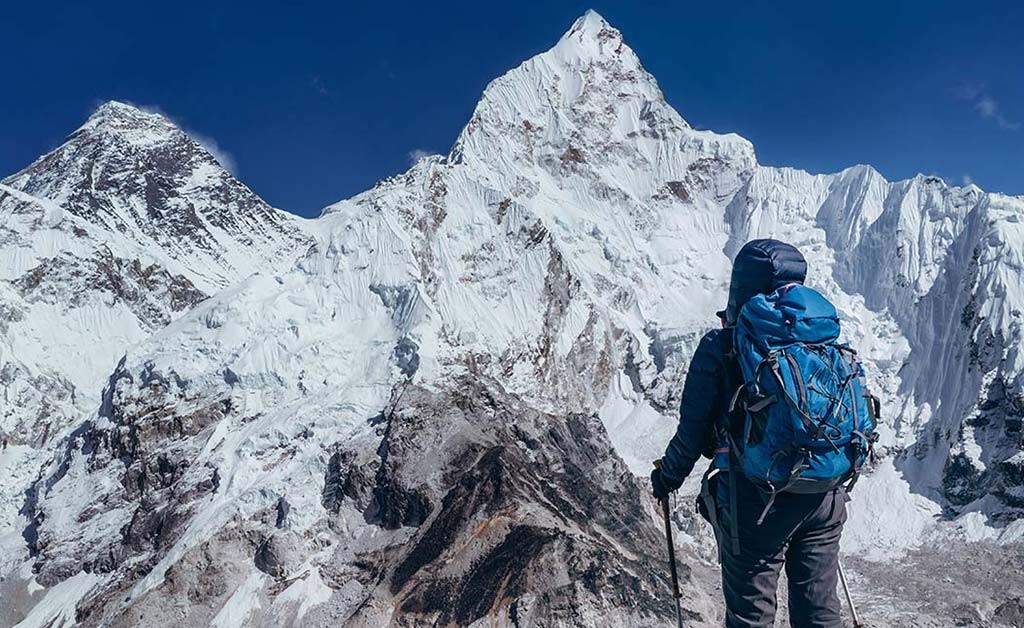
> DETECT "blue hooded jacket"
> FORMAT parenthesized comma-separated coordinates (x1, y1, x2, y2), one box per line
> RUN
(659, 239, 807, 487)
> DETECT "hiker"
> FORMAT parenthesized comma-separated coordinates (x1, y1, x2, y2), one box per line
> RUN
(650, 239, 878, 628)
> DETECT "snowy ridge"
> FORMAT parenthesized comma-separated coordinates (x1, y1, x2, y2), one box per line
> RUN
(3, 9, 1024, 627)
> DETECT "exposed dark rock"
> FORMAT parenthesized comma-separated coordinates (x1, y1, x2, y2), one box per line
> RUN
(943, 375, 1024, 511)
(322, 448, 376, 514)
(394, 336, 420, 377)
(454, 525, 557, 625)
(995, 597, 1024, 625)
(23, 354, 232, 589)
(561, 146, 585, 164)
(275, 496, 290, 529)
(624, 341, 645, 394)
(13, 251, 206, 330)
(370, 473, 432, 530)
(342, 379, 679, 626)
(943, 452, 984, 506)
(121, 499, 176, 553)
(321, 449, 348, 515)
(390, 446, 505, 593)
(254, 536, 284, 579)
(665, 180, 690, 201)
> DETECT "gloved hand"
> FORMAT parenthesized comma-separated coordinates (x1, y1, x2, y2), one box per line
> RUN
(650, 463, 682, 500)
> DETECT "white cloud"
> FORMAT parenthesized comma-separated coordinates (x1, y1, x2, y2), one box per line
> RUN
(310, 74, 331, 95)
(190, 131, 239, 175)
(956, 84, 1020, 131)
(407, 148, 438, 165)
(962, 174, 974, 186)
(134, 103, 168, 117)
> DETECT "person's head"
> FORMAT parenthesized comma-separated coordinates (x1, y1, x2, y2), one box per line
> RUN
(719, 239, 807, 326)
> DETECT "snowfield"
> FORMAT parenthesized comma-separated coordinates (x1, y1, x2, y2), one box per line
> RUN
(1, 9, 1023, 627)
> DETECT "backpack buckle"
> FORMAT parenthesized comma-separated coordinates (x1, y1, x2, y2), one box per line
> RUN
(746, 394, 777, 413)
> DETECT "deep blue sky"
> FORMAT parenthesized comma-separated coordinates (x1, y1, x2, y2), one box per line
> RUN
(3, 1, 1021, 217)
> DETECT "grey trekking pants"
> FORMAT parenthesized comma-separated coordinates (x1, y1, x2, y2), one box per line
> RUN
(713, 472, 847, 628)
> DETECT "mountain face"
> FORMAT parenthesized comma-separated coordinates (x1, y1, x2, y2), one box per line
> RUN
(3, 9, 1024, 628)
(0, 101, 313, 601)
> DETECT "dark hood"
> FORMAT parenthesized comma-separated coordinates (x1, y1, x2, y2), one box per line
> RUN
(719, 239, 807, 325)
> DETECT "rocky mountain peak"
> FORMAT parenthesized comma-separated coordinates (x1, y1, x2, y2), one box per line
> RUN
(456, 9, 675, 141)
(552, 10, 625, 59)
(73, 101, 238, 176)
(74, 100, 182, 143)
(449, 9, 746, 204)
(8, 99, 215, 201)
(1, 100, 312, 295)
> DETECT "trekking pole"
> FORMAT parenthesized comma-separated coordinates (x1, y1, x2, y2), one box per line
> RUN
(837, 559, 863, 628)
(654, 461, 685, 628)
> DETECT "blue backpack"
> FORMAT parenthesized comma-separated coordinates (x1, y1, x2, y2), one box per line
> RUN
(728, 283, 880, 523)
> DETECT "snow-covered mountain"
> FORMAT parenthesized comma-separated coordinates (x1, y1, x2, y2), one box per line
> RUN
(0, 101, 313, 614)
(3, 10, 1023, 627)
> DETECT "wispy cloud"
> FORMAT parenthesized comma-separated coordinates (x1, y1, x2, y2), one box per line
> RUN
(133, 102, 168, 117)
(955, 84, 1020, 131)
(378, 59, 397, 81)
(190, 131, 238, 175)
(407, 148, 438, 165)
(310, 74, 332, 95)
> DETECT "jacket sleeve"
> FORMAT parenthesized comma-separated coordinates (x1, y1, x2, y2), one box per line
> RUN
(659, 330, 728, 486)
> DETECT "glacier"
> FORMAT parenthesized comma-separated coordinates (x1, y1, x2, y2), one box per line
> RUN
(1, 9, 1023, 627)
